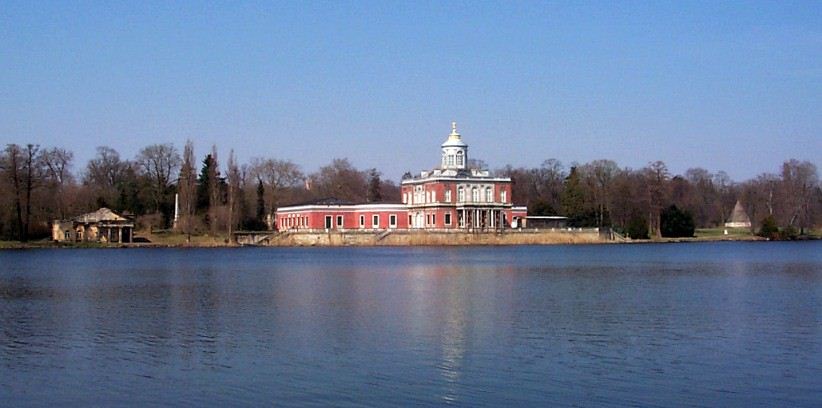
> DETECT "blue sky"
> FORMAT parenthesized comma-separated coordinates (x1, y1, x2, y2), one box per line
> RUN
(1, 1, 820, 181)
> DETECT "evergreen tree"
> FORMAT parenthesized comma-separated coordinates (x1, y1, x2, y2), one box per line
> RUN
(561, 166, 596, 226)
(660, 205, 695, 237)
(196, 154, 215, 213)
(626, 214, 650, 239)
(256, 178, 266, 228)
(367, 168, 382, 203)
(115, 165, 143, 215)
(207, 145, 219, 235)
(758, 215, 779, 240)
(530, 199, 556, 216)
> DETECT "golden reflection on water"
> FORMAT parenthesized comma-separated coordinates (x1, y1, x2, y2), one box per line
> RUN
(439, 283, 467, 404)
(404, 264, 473, 404)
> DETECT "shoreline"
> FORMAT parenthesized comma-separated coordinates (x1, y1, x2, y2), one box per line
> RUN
(1, 232, 808, 250)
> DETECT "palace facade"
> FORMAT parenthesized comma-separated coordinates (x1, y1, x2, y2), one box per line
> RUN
(275, 123, 527, 231)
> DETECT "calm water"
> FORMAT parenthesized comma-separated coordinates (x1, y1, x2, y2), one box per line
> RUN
(1, 242, 821, 407)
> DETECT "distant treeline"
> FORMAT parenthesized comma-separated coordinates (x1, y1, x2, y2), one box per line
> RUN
(0, 142, 819, 241)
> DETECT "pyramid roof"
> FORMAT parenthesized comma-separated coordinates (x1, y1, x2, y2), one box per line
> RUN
(727, 201, 751, 224)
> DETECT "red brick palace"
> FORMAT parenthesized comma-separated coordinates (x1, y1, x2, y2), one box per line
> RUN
(275, 123, 527, 231)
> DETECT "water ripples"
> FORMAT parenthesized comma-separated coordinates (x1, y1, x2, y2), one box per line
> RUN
(1, 242, 821, 406)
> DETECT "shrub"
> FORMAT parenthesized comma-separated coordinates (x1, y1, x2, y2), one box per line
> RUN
(626, 215, 649, 239)
(781, 225, 799, 240)
(660, 205, 695, 237)
(758, 216, 779, 240)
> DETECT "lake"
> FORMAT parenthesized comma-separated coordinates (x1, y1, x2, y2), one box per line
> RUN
(1, 242, 820, 407)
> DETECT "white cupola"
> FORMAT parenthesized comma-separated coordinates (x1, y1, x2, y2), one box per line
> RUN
(441, 122, 468, 170)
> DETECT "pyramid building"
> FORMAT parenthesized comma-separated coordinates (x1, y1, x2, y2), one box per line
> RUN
(724, 201, 752, 228)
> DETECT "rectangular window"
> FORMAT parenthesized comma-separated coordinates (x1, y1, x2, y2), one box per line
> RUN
(445, 213, 451, 225)
(337, 215, 344, 227)
(445, 190, 451, 202)
(458, 188, 464, 202)
(359, 215, 365, 228)
(501, 190, 507, 203)
(486, 188, 492, 202)
(372, 215, 379, 228)
(325, 215, 332, 229)
(432, 214, 436, 225)
(389, 214, 397, 228)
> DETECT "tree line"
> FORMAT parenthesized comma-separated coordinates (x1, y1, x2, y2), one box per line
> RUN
(499, 158, 820, 238)
(0, 142, 398, 241)
(1, 142, 819, 241)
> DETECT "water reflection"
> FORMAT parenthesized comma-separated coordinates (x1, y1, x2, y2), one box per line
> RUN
(0, 243, 820, 406)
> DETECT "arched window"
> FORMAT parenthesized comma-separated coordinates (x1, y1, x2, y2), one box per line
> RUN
(456, 151, 464, 166)
(485, 188, 492, 202)
(458, 187, 464, 202)
(472, 188, 479, 202)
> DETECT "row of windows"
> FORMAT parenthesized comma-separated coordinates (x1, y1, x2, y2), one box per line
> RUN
(281, 215, 309, 229)
(457, 187, 506, 203)
(410, 212, 453, 227)
(282, 214, 399, 229)
(325, 214, 397, 229)
(404, 187, 507, 204)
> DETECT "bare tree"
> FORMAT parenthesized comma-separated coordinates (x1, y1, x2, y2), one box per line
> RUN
(609, 168, 650, 236)
(136, 143, 181, 213)
(249, 157, 305, 211)
(177, 140, 197, 240)
(40, 147, 75, 219)
(683, 168, 718, 227)
(0, 144, 43, 241)
(713, 170, 736, 224)
(739, 172, 778, 229)
(644, 161, 669, 238)
(780, 160, 818, 233)
(1, 145, 25, 240)
(467, 158, 488, 171)
(84, 146, 128, 207)
(227, 150, 241, 238)
(311, 158, 367, 203)
(498, 158, 565, 215)
(580, 159, 618, 227)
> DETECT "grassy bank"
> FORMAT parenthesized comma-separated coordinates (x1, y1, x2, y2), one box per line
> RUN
(695, 228, 758, 240)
